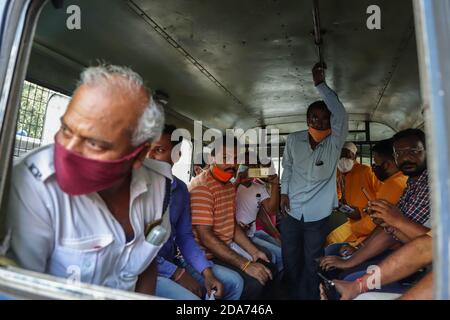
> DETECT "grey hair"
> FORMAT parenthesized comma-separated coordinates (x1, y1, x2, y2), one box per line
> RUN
(79, 64, 164, 146)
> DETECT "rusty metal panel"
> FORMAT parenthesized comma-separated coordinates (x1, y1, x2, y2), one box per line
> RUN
(28, 0, 421, 137)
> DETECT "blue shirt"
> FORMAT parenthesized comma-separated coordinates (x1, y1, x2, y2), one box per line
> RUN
(156, 177, 213, 278)
(280, 83, 348, 222)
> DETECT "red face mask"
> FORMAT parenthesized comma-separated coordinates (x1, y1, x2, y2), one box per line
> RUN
(210, 165, 235, 183)
(54, 140, 146, 195)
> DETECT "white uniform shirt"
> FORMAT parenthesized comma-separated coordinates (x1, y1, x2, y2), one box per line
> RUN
(6, 145, 171, 292)
(235, 183, 270, 237)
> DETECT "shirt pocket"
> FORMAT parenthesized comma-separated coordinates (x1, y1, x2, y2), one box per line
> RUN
(119, 237, 163, 282)
(49, 234, 114, 284)
(310, 163, 334, 181)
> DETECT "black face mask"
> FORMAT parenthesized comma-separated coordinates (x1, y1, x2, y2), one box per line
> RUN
(372, 162, 389, 181)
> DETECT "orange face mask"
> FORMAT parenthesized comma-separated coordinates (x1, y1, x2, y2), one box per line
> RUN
(308, 127, 332, 143)
(211, 165, 235, 183)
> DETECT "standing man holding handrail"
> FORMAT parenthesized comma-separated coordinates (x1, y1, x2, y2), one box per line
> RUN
(280, 63, 348, 299)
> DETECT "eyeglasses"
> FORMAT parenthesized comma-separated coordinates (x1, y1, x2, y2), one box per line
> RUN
(393, 147, 425, 159)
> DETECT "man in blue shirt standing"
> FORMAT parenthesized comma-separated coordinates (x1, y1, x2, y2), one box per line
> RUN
(148, 124, 243, 300)
(280, 63, 349, 299)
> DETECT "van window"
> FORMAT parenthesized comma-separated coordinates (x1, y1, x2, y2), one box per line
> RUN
(14, 81, 69, 158)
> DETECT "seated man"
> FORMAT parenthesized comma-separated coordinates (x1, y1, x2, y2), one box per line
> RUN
(148, 124, 243, 300)
(326, 139, 408, 257)
(253, 161, 283, 242)
(320, 129, 431, 281)
(326, 142, 381, 251)
(6, 65, 171, 295)
(189, 136, 275, 300)
(235, 155, 283, 272)
(324, 232, 432, 300)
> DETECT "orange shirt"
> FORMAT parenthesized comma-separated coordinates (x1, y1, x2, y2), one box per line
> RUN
(189, 169, 236, 259)
(375, 171, 408, 203)
(337, 162, 381, 211)
(346, 170, 407, 244)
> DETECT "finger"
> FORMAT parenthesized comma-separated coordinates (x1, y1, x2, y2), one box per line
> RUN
(375, 199, 391, 206)
(260, 270, 270, 283)
(369, 202, 390, 211)
(255, 273, 266, 286)
(319, 259, 325, 268)
(325, 264, 336, 272)
(215, 283, 224, 298)
(368, 206, 387, 214)
(262, 266, 273, 280)
(319, 259, 328, 268)
(323, 260, 336, 271)
(319, 256, 332, 265)
(370, 212, 384, 219)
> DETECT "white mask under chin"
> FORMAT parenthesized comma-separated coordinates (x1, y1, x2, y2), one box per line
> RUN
(338, 158, 355, 173)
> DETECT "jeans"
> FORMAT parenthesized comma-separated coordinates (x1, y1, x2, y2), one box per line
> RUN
(213, 243, 278, 300)
(251, 230, 283, 272)
(324, 242, 349, 257)
(280, 214, 330, 300)
(155, 257, 244, 300)
(156, 276, 200, 300)
(254, 230, 281, 246)
(183, 262, 244, 300)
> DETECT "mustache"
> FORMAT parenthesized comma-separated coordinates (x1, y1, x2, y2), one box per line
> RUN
(399, 161, 417, 169)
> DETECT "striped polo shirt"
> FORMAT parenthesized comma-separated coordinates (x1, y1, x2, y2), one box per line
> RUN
(189, 169, 236, 259)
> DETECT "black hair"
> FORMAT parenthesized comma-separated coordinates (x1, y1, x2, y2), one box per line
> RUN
(372, 138, 395, 160)
(306, 100, 330, 118)
(392, 128, 426, 149)
(162, 124, 182, 148)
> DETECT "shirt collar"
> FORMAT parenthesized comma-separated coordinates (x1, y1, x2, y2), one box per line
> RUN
(130, 166, 153, 200)
(299, 130, 309, 141)
(406, 169, 428, 188)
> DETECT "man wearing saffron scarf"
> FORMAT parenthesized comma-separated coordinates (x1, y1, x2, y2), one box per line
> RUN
(6, 65, 171, 295)
(280, 63, 349, 299)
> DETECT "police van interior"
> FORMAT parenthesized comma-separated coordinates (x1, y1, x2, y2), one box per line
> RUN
(0, 0, 449, 300)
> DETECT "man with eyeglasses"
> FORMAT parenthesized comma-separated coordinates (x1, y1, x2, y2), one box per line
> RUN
(320, 129, 431, 287)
